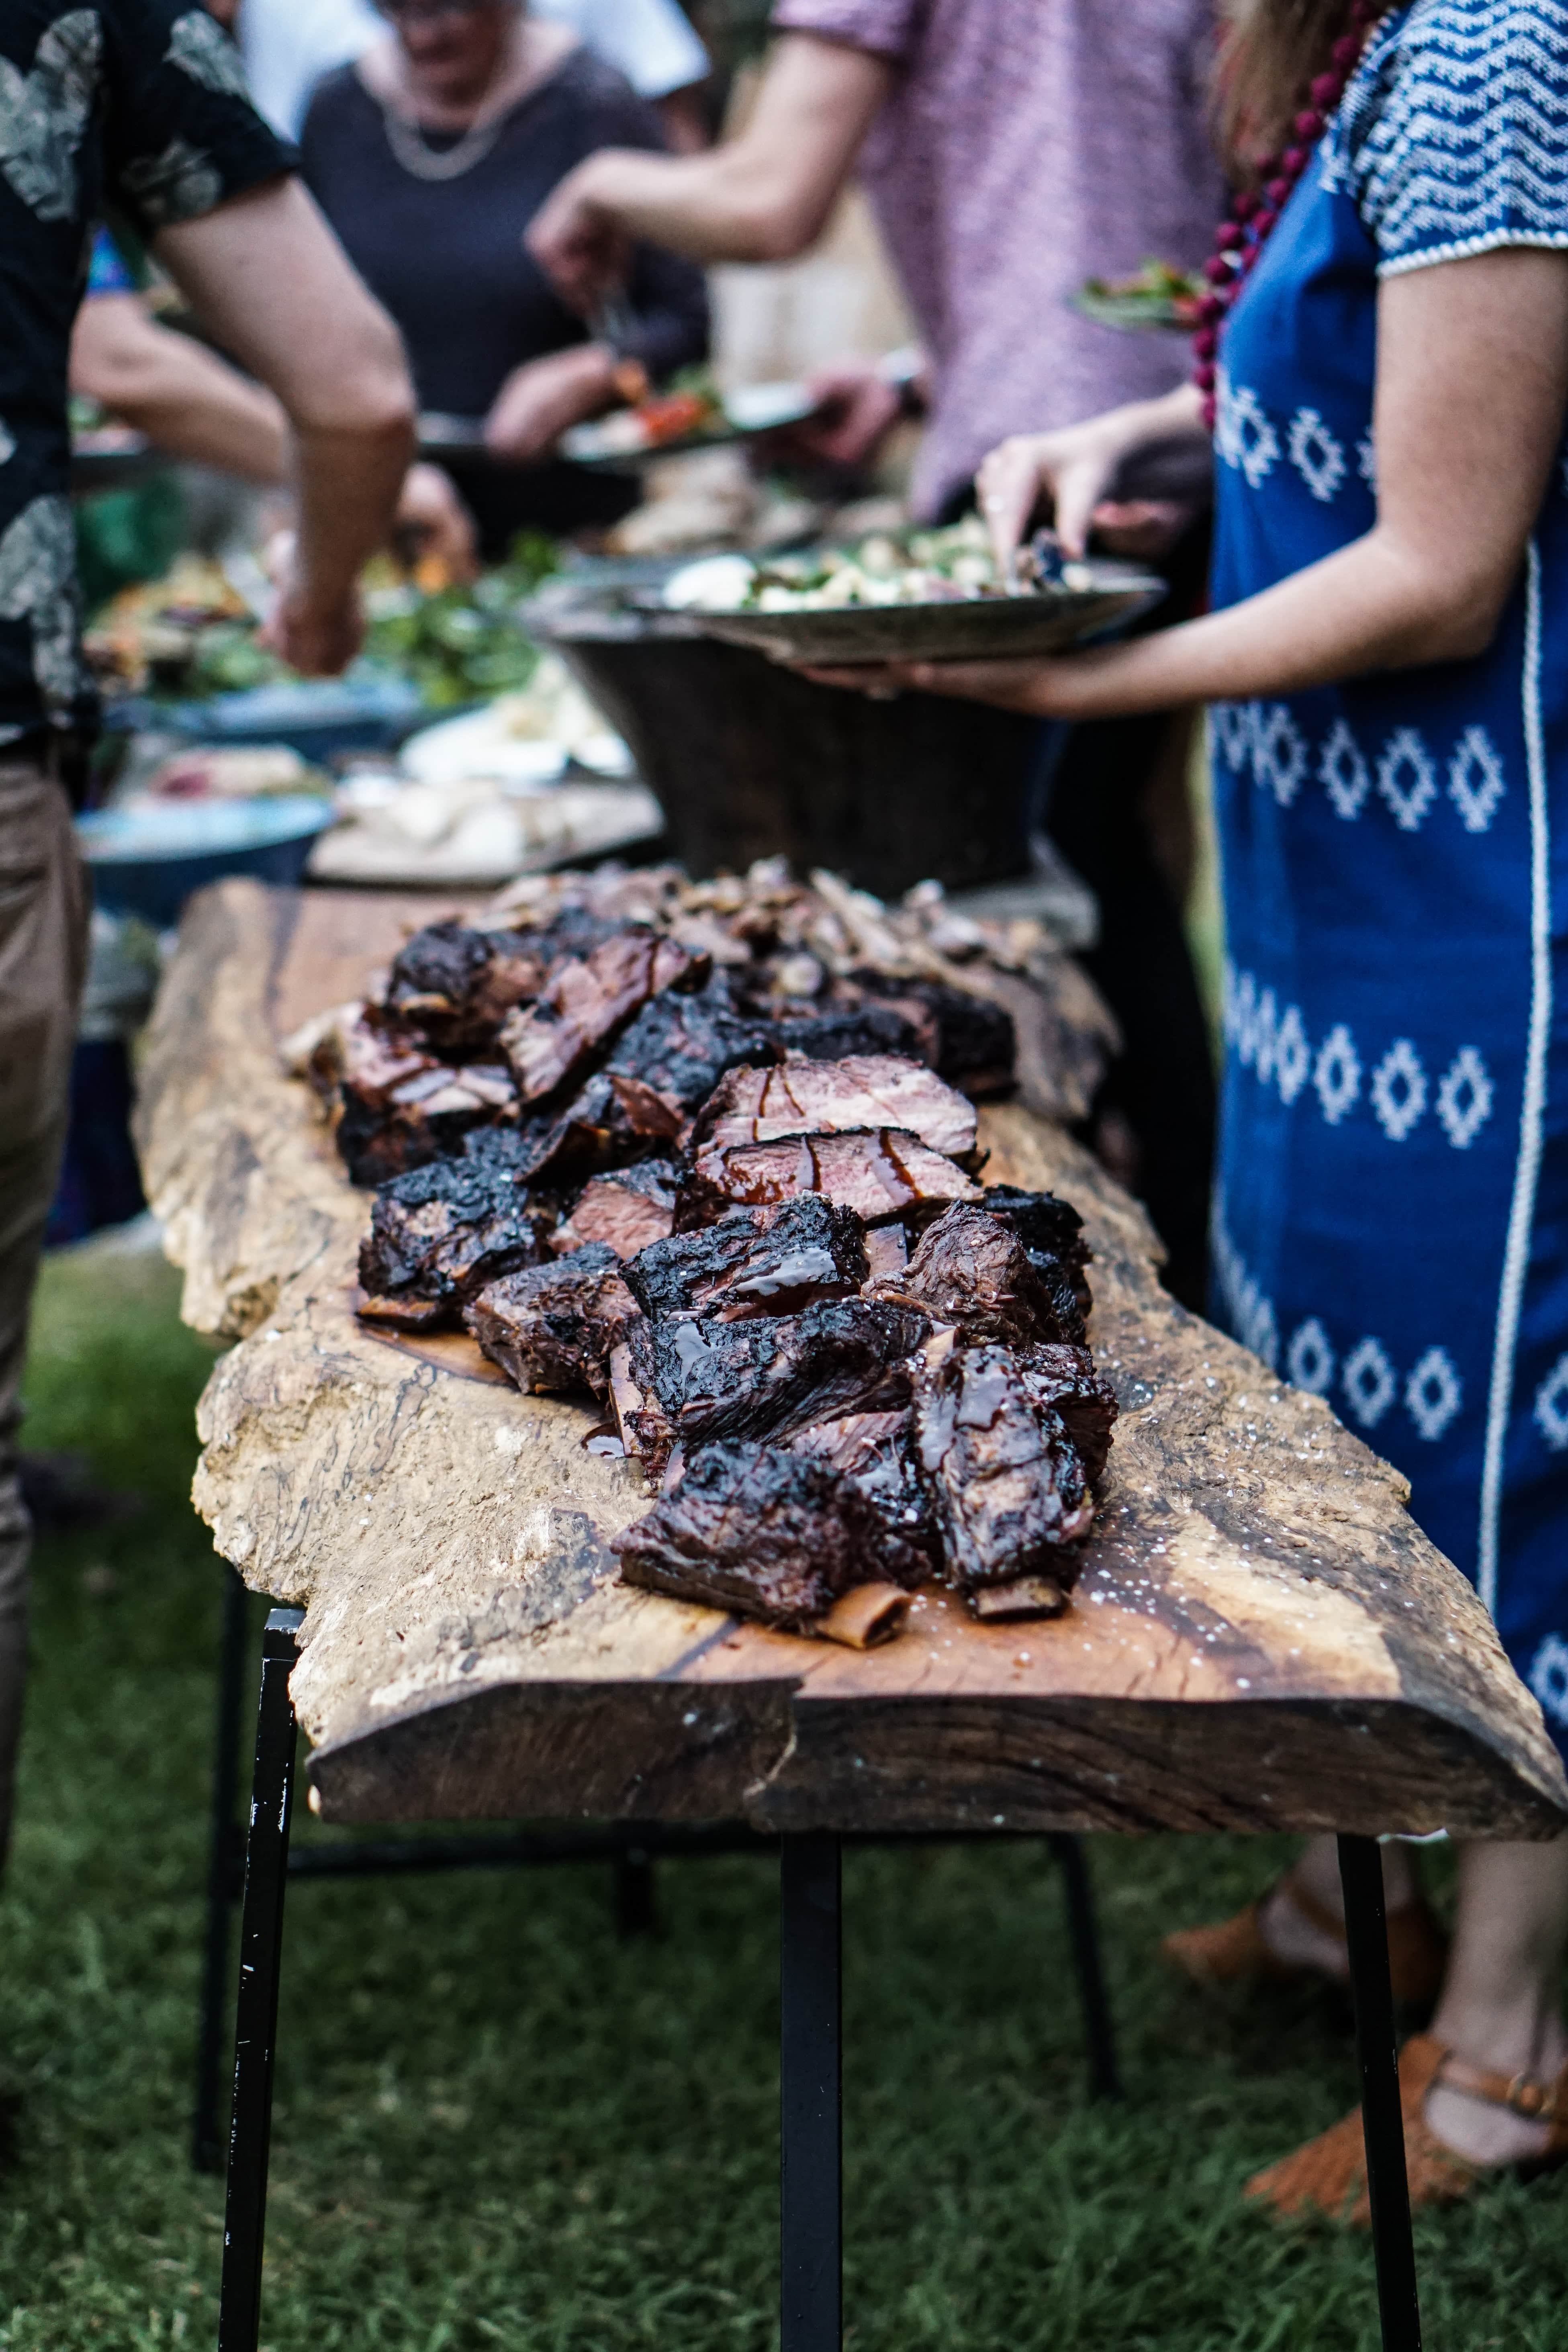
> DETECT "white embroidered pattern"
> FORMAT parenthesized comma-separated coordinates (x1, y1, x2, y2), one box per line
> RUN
(1212, 701, 1256, 773)
(0, 419, 13, 467)
(1447, 725, 1506, 831)
(1343, 1336, 1397, 1428)
(0, 10, 101, 223)
(1320, 718, 1372, 819)
(1406, 1346, 1462, 1440)
(1377, 727, 1438, 830)
(1436, 1046, 1494, 1148)
(1530, 1634, 1568, 1725)
(1210, 1197, 1279, 1370)
(1216, 372, 1280, 489)
(1535, 1353, 1568, 1450)
(1288, 407, 1347, 501)
(1274, 1004, 1311, 1104)
(1315, 1024, 1362, 1124)
(1357, 434, 1378, 489)
(1286, 1318, 1336, 1394)
(1255, 704, 1308, 805)
(1370, 1039, 1428, 1140)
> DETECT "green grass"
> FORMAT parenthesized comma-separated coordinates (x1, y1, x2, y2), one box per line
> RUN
(2, 1244, 1564, 2349)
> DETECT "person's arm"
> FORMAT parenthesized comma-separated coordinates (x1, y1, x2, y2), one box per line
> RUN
(527, 34, 893, 314)
(70, 293, 291, 482)
(809, 250, 1568, 718)
(153, 176, 416, 674)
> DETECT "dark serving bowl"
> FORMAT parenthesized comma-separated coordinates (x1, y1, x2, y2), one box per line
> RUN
(523, 573, 1045, 899)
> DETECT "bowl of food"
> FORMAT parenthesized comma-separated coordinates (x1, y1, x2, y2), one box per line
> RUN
(76, 792, 337, 926)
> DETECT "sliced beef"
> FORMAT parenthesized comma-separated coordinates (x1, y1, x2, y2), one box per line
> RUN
(603, 981, 778, 1118)
(691, 1054, 979, 1167)
(552, 1161, 679, 1260)
(787, 1408, 940, 1574)
(465, 1244, 637, 1398)
(863, 1224, 908, 1281)
(384, 921, 553, 1053)
(624, 1297, 929, 1468)
(755, 1001, 923, 1064)
(677, 1129, 980, 1232)
(611, 1441, 925, 1628)
(499, 930, 706, 1105)
(852, 972, 1017, 1093)
(866, 1202, 1087, 1348)
(1019, 1343, 1119, 1486)
(625, 1196, 868, 1322)
(337, 1055, 517, 1186)
(981, 1185, 1094, 1313)
(914, 1342, 1094, 1596)
(501, 1069, 685, 1190)
(357, 1150, 548, 1328)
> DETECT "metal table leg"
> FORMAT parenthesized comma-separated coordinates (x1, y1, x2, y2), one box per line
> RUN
(1338, 1834, 1423, 2352)
(780, 1833, 842, 2352)
(194, 1564, 251, 2173)
(1050, 1834, 1121, 2100)
(219, 1608, 303, 2352)
(614, 1845, 658, 1939)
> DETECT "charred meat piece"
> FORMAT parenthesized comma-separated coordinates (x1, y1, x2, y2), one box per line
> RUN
(603, 981, 778, 1118)
(866, 1202, 1087, 1348)
(625, 1298, 930, 1467)
(625, 1195, 868, 1322)
(852, 972, 1017, 1093)
(357, 1151, 548, 1329)
(465, 1244, 637, 1398)
(915, 1342, 1094, 1595)
(863, 1224, 908, 1281)
(499, 931, 706, 1105)
(677, 1129, 980, 1232)
(981, 1185, 1093, 1313)
(611, 1441, 926, 1628)
(1019, 1343, 1118, 1486)
(384, 921, 552, 1053)
(788, 1408, 940, 1575)
(337, 1052, 517, 1186)
(756, 1001, 923, 1064)
(552, 1161, 678, 1259)
(509, 1069, 686, 1189)
(691, 1054, 979, 1167)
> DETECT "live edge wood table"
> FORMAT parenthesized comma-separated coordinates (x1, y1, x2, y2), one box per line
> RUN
(138, 880, 1568, 2352)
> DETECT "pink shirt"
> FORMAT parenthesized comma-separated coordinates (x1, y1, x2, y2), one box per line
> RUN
(773, 0, 1224, 518)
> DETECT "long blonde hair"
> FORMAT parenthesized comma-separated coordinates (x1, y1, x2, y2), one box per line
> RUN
(1217, 0, 1363, 178)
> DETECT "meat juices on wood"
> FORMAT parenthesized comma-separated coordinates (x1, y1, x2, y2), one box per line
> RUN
(330, 888, 1116, 1637)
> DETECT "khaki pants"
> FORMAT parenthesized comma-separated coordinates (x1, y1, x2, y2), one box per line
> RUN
(0, 755, 88, 1873)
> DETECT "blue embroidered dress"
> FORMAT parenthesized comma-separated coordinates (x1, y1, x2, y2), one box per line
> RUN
(1209, 0, 1568, 1757)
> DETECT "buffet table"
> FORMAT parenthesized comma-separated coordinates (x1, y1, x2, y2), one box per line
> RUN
(137, 880, 1568, 2352)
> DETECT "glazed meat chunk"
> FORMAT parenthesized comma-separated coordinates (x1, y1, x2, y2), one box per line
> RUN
(851, 972, 1018, 1093)
(383, 921, 553, 1053)
(465, 1243, 638, 1397)
(357, 1148, 548, 1328)
(625, 1195, 868, 1321)
(980, 1185, 1094, 1314)
(551, 1161, 679, 1259)
(691, 1053, 979, 1166)
(866, 1202, 1087, 1348)
(787, 1408, 940, 1575)
(1019, 1343, 1119, 1486)
(499, 930, 705, 1104)
(676, 1128, 979, 1232)
(914, 1343, 1094, 1605)
(602, 980, 778, 1119)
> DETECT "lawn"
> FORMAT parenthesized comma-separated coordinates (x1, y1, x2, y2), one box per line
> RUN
(1, 1238, 1562, 2349)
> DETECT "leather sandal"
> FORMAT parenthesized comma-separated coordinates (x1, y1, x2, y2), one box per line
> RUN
(1161, 1873, 1447, 2010)
(1245, 2033, 1568, 2223)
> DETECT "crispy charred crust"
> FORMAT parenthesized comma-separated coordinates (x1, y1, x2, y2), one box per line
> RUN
(753, 1001, 922, 1063)
(552, 1161, 679, 1259)
(787, 1408, 940, 1577)
(851, 971, 1018, 1094)
(624, 1195, 869, 1322)
(626, 1297, 930, 1462)
(1018, 1342, 1119, 1487)
(866, 1202, 1087, 1348)
(610, 1440, 928, 1627)
(357, 1152, 548, 1328)
(603, 980, 779, 1114)
(690, 1053, 979, 1166)
(914, 1341, 1094, 1593)
(499, 931, 707, 1106)
(980, 1184, 1094, 1313)
(337, 1058, 517, 1187)
(384, 922, 553, 1054)
(675, 1128, 980, 1232)
(464, 1244, 638, 1398)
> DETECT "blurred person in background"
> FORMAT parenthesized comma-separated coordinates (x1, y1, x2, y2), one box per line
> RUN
(529, 0, 1225, 1306)
(239, 0, 713, 148)
(299, 0, 711, 558)
(1, 0, 415, 1889)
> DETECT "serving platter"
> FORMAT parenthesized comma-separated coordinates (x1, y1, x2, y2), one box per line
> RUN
(683, 564, 1165, 667)
(560, 379, 820, 470)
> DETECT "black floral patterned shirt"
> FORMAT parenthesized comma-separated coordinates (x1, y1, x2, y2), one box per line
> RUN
(0, 2, 288, 742)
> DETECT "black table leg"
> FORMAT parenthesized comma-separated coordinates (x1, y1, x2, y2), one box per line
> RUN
(219, 1607, 304, 2352)
(614, 1845, 658, 1939)
(780, 1833, 842, 2352)
(1050, 1834, 1121, 2101)
(194, 1564, 251, 2173)
(1338, 1834, 1423, 2352)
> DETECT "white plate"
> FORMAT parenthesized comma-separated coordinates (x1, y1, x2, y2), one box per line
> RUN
(400, 707, 570, 791)
(308, 782, 663, 887)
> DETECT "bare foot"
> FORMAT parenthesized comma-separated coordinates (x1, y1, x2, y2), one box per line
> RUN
(1258, 1876, 1351, 1981)
(1424, 2023, 1568, 2168)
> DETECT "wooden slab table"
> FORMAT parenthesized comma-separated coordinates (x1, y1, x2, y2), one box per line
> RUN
(137, 880, 1568, 2352)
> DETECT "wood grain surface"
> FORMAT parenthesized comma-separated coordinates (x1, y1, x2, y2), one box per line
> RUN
(135, 881, 1568, 1838)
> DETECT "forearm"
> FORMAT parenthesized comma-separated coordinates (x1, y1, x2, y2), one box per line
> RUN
(71, 302, 289, 482)
(289, 425, 413, 607)
(563, 142, 828, 265)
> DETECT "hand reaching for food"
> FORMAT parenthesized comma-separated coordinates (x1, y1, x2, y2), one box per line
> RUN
(485, 344, 621, 465)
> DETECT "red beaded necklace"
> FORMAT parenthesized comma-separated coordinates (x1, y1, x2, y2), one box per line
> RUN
(1194, 0, 1384, 429)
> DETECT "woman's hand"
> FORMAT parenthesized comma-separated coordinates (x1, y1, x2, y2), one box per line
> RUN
(485, 343, 621, 464)
(395, 463, 478, 579)
(528, 157, 637, 319)
(975, 386, 1208, 573)
(800, 652, 1116, 719)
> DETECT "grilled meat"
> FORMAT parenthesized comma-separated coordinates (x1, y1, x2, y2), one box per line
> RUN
(863, 1224, 908, 1280)
(357, 1150, 548, 1329)
(865, 1202, 1086, 1348)
(611, 1441, 926, 1627)
(914, 1342, 1094, 1598)
(552, 1161, 679, 1259)
(384, 922, 552, 1054)
(465, 1243, 637, 1398)
(691, 1053, 979, 1167)
(755, 1001, 923, 1064)
(787, 1408, 940, 1575)
(852, 972, 1017, 1094)
(676, 1128, 980, 1232)
(603, 979, 778, 1118)
(622, 1297, 930, 1469)
(1019, 1343, 1119, 1486)
(499, 931, 706, 1105)
(625, 1196, 868, 1322)
(337, 1053, 517, 1186)
(980, 1185, 1093, 1314)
